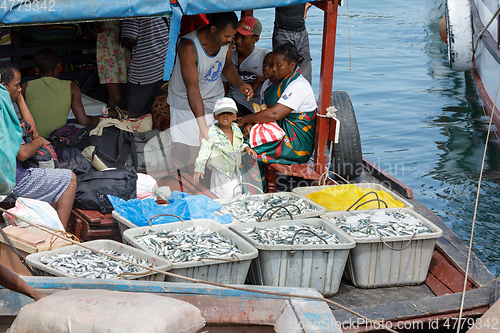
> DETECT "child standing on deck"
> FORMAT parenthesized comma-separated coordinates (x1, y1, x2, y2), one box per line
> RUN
(193, 97, 257, 198)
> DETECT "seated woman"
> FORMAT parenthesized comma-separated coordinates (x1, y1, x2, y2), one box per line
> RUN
(236, 43, 317, 190)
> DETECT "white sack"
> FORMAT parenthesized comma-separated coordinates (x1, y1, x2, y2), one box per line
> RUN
(8, 289, 205, 333)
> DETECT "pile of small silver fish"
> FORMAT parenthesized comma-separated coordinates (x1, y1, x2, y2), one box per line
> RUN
(133, 226, 244, 263)
(221, 193, 320, 223)
(40, 249, 154, 279)
(326, 210, 433, 238)
(240, 224, 340, 245)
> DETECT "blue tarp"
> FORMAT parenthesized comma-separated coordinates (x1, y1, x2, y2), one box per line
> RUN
(108, 191, 232, 226)
(0, 0, 310, 26)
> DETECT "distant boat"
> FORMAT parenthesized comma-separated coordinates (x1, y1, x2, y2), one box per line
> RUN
(443, 0, 500, 141)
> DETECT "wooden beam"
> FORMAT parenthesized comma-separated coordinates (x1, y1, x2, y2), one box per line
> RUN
(314, 0, 338, 175)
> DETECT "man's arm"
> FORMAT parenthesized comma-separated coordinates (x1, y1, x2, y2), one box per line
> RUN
(304, 2, 312, 19)
(251, 76, 267, 93)
(16, 93, 39, 138)
(237, 103, 293, 125)
(17, 137, 50, 161)
(122, 37, 136, 49)
(70, 82, 90, 126)
(178, 38, 210, 142)
(21, 82, 27, 98)
(0, 264, 43, 301)
(222, 48, 253, 101)
(121, 19, 139, 50)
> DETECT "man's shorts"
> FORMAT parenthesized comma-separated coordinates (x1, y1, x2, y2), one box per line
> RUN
(169, 106, 215, 147)
(13, 168, 73, 203)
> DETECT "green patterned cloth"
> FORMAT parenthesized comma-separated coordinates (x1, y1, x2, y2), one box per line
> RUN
(241, 67, 316, 192)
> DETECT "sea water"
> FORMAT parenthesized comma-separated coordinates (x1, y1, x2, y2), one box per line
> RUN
(253, 0, 500, 276)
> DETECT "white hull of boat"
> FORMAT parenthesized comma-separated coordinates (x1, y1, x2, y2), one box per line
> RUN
(470, 0, 500, 141)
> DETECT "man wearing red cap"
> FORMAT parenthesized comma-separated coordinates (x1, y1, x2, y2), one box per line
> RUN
(224, 16, 271, 116)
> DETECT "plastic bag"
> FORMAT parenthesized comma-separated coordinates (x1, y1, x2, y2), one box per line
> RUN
(305, 184, 405, 211)
(108, 191, 232, 227)
(3, 198, 65, 231)
(136, 173, 158, 200)
(8, 289, 206, 333)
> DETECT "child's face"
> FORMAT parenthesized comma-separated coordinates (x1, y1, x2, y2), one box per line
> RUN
(214, 112, 237, 127)
(262, 53, 275, 79)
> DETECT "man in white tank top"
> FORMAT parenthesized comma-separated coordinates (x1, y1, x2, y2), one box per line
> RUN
(168, 12, 253, 173)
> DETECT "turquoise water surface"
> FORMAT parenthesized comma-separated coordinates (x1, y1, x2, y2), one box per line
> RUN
(253, 0, 500, 276)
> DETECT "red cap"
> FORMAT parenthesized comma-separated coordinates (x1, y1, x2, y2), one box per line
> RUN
(237, 16, 262, 36)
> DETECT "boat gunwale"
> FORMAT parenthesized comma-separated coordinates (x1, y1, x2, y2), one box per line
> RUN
(0, 277, 340, 332)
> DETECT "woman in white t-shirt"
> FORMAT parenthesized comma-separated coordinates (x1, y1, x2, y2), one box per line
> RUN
(237, 43, 317, 165)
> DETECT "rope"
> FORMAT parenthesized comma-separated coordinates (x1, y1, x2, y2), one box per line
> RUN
(257, 205, 294, 222)
(232, 182, 264, 197)
(290, 228, 329, 245)
(0, 207, 398, 333)
(279, 203, 301, 215)
(346, 191, 388, 211)
(473, 4, 500, 54)
(147, 214, 184, 227)
(346, 0, 352, 70)
(456, 57, 500, 333)
(353, 198, 388, 211)
(195, 255, 241, 263)
(316, 106, 351, 185)
(379, 232, 416, 251)
(117, 268, 153, 277)
(49, 230, 80, 250)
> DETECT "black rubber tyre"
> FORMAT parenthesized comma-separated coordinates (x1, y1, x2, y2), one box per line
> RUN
(330, 90, 363, 180)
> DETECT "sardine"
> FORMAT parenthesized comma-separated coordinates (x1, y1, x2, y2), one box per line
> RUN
(240, 224, 340, 245)
(133, 226, 245, 263)
(325, 210, 433, 239)
(39, 249, 155, 279)
(221, 193, 321, 223)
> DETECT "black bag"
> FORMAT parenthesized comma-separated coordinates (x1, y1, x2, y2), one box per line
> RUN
(49, 124, 94, 155)
(74, 166, 137, 213)
(126, 129, 160, 173)
(57, 147, 92, 175)
(20, 120, 59, 169)
(87, 124, 138, 170)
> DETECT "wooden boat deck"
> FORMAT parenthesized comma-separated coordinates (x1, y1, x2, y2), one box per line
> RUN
(3, 157, 496, 331)
(323, 159, 496, 329)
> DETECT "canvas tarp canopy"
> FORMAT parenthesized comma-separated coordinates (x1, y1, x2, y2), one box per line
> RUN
(0, 0, 311, 26)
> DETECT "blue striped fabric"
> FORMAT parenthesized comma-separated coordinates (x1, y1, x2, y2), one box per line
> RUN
(122, 17, 169, 85)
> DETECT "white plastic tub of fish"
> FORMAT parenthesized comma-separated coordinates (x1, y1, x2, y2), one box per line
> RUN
(122, 219, 258, 285)
(230, 218, 355, 296)
(216, 192, 326, 224)
(25, 239, 171, 281)
(292, 183, 414, 212)
(323, 208, 443, 288)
